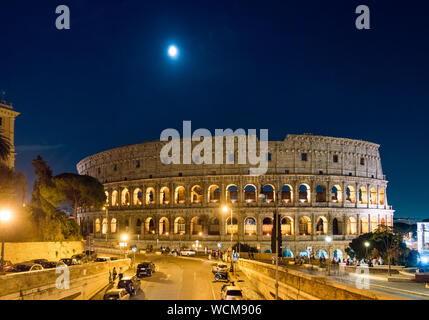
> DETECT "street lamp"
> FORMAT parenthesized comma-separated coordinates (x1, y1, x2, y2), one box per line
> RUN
(102, 206, 108, 242)
(222, 205, 234, 273)
(364, 241, 370, 264)
(0, 209, 12, 274)
(325, 236, 332, 276)
(121, 233, 129, 259)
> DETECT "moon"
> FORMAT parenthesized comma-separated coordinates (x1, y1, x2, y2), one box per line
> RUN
(167, 45, 178, 58)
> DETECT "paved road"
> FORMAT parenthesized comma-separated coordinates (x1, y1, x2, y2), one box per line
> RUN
(93, 254, 264, 300)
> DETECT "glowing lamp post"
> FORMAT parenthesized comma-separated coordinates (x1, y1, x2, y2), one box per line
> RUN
(0, 209, 12, 274)
(364, 241, 370, 264)
(120, 234, 129, 259)
(325, 236, 332, 276)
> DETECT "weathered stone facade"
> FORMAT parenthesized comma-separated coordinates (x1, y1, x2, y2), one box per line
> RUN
(76, 134, 394, 259)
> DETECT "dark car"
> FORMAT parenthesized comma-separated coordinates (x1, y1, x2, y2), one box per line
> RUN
(136, 262, 155, 277)
(59, 258, 74, 266)
(29, 259, 57, 269)
(8, 263, 43, 273)
(84, 250, 97, 262)
(71, 253, 88, 264)
(117, 276, 141, 295)
(0, 260, 14, 272)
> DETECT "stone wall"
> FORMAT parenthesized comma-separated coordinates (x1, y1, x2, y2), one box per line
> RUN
(0, 259, 130, 300)
(4, 241, 85, 263)
(237, 258, 400, 300)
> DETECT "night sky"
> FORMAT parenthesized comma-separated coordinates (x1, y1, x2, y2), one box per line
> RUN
(1, 1, 428, 218)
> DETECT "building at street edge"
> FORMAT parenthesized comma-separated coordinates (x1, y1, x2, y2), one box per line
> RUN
(76, 134, 394, 260)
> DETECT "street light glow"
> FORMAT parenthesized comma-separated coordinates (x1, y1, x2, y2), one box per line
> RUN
(168, 45, 178, 58)
(222, 205, 229, 213)
(121, 234, 129, 242)
(0, 209, 12, 222)
(364, 241, 370, 247)
(325, 236, 332, 243)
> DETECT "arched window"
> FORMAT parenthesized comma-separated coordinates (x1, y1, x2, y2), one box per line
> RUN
(174, 217, 185, 234)
(226, 185, 238, 203)
(346, 186, 356, 203)
(370, 188, 377, 204)
(348, 217, 357, 235)
(102, 218, 108, 234)
(299, 216, 311, 235)
(316, 250, 328, 259)
(136, 218, 142, 234)
(104, 191, 109, 206)
(208, 217, 220, 235)
(133, 188, 143, 205)
(261, 184, 275, 203)
(160, 187, 170, 204)
(371, 217, 378, 232)
(112, 190, 119, 206)
(359, 186, 368, 204)
(331, 185, 342, 203)
(316, 216, 328, 235)
(244, 217, 256, 235)
(175, 186, 186, 204)
(226, 217, 238, 234)
(360, 217, 368, 234)
(208, 185, 220, 203)
(145, 217, 156, 234)
(281, 185, 293, 203)
(298, 184, 310, 203)
(111, 218, 117, 233)
(281, 217, 293, 236)
(333, 218, 340, 235)
(146, 187, 155, 204)
(191, 216, 203, 235)
(159, 217, 169, 235)
(191, 185, 202, 203)
(244, 184, 257, 203)
(316, 185, 326, 202)
(379, 189, 385, 205)
(95, 218, 101, 233)
(262, 217, 273, 235)
(121, 188, 130, 206)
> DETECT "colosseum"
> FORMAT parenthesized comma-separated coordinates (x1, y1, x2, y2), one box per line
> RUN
(76, 133, 394, 260)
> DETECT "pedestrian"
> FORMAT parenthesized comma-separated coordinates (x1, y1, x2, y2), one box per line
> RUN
(112, 267, 117, 282)
(118, 267, 124, 281)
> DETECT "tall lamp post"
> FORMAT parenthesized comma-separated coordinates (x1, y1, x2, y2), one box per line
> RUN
(0, 209, 12, 274)
(121, 233, 129, 259)
(364, 241, 370, 264)
(325, 236, 332, 276)
(222, 205, 234, 273)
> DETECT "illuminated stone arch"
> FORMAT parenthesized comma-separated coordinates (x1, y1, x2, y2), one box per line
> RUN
(359, 186, 368, 204)
(145, 217, 156, 234)
(102, 218, 108, 234)
(133, 188, 143, 205)
(331, 185, 342, 203)
(379, 188, 385, 205)
(346, 186, 356, 203)
(208, 185, 220, 203)
(360, 217, 369, 234)
(299, 216, 311, 235)
(226, 184, 238, 203)
(191, 185, 203, 203)
(226, 216, 238, 235)
(298, 184, 311, 203)
(190, 216, 203, 235)
(159, 217, 169, 235)
(160, 187, 170, 205)
(208, 217, 220, 235)
(174, 186, 186, 204)
(281, 185, 293, 203)
(95, 218, 101, 233)
(244, 184, 257, 203)
(104, 191, 109, 206)
(261, 184, 275, 203)
(244, 217, 257, 235)
(316, 216, 328, 235)
(262, 217, 273, 235)
(347, 217, 357, 235)
(110, 218, 117, 233)
(370, 187, 377, 204)
(121, 188, 130, 206)
(281, 216, 294, 236)
(174, 217, 185, 235)
(371, 217, 378, 232)
(315, 185, 326, 202)
(112, 190, 119, 206)
(145, 187, 155, 204)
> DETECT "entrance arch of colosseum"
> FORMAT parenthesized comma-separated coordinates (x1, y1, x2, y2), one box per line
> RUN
(281, 185, 293, 203)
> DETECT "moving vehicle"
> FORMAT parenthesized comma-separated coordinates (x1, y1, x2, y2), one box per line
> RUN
(103, 288, 130, 300)
(180, 249, 196, 256)
(117, 276, 141, 296)
(136, 262, 155, 277)
(0, 260, 14, 272)
(212, 263, 229, 274)
(220, 285, 244, 300)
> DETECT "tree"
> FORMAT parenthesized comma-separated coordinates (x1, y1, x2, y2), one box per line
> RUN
(0, 163, 26, 207)
(232, 242, 257, 253)
(271, 211, 282, 257)
(42, 173, 106, 218)
(372, 225, 403, 276)
(0, 130, 11, 161)
(346, 232, 374, 260)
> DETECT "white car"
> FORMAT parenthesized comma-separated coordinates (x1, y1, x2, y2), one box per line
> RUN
(221, 285, 244, 300)
(180, 250, 196, 256)
(212, 263, 229, 274)
(103, 288, 130, 300)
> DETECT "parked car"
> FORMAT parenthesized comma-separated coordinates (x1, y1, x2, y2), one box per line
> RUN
(117, 276, 141, 296)
(59, 258, 75, 266)
(84, 251, 97, 262)
(212, 263, 229, 274)
(136, 262, 155, 277)
(180, 249, 196, 256)
(95, 257, 111, 262)
(109, 257, 119, 261)
(103, 288, 130, 300)
(30, 260, 57, 269)
(71, 253, 88, 264)
(8, 263, 44, 273)
(220, 285, 244, 300)
(0, 260, 14, 272)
